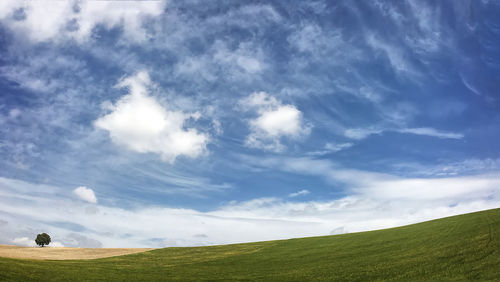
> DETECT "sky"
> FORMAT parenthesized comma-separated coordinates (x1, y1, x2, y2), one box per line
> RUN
(0, 0, 499, 248)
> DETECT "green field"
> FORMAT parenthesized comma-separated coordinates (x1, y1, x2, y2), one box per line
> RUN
(1, 208, 499, 281)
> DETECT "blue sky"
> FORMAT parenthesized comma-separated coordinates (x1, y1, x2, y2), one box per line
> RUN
(0, 0, 500, 248)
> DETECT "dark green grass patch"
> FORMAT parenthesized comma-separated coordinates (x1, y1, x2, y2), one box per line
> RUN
(1, 208, 499, 281)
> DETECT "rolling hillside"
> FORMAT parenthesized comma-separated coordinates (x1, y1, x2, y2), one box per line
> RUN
(1, 208, 499, 281)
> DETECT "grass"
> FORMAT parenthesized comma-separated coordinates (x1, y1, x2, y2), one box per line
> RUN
(1, 208, 499, 281)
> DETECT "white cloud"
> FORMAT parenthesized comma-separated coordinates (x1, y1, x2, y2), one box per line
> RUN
(94, 71, 209, 163)
(288, 23, 342, 54)
(242, 155, 500, 203)
(49, 241, 65, 248)
(405, 0, 442, 53)
(366, 34, 411, 74)
(359, 176, 500, 200)
(213, 41, 265, 75)
(8, 108, 21, 119)
(73, 0, 165, 42)
(0, 0, 166, 43)
(73, 186, 97, 204)
(308, 142, 353, 156)
(175, 40, 266, 83)
(379, 158, 500, 178)
(175, 57, 217, 82)
(12, 237, 35, 247)
(367, 0, 444, 75)
(61, 233, 101, 248)
(344, 128, 383, 140)
(289, 189, 310, 197)
(330, 226, 347, 235)
(239, 155, 394, 187)
(344, 126, 463, 140)
(241, 92, 311, 152)
(252, 106, 303, 137)
(1, 175, 499, 248)
(236, 56, 262, 73)
(0, 1, 72, 42)
(0, 1, 19, 19)
(11, 235, 63, 248)
(398, 127, 464, 139)
(325, 142, 353, 152)
(286, 21, 364, 68)
(206, 4, 281, 29)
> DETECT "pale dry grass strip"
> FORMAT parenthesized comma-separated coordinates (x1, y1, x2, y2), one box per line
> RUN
(0, 245, 154, 260)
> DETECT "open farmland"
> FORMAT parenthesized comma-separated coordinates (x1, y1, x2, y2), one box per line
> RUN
(0, 245, 153, 260)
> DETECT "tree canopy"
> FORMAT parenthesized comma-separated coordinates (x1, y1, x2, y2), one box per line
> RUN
(35, 233, 51, 247)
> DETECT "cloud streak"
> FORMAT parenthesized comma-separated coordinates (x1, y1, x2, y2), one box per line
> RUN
(344, 127, 464, 140)
(289, 189, 310, 197)
(398, 127, 464, 139)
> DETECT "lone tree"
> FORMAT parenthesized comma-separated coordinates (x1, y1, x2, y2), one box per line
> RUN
(35, 233, 51, 247)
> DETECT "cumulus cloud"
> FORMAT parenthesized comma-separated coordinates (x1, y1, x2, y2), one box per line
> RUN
(73, 186, 97, 204)
(0, 0, 166, 42)
(0, 1, 72, 42)
(289, 189, 310, 197)
(241, 92, 311, 152)
(94, 71, 209, 163)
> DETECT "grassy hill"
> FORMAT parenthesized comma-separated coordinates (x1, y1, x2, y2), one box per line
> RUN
(1, 208, 499, 281)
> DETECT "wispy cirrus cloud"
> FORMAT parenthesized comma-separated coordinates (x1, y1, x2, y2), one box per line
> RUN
(288, 189, 310, 197)
(344, 126, 464, 140)
(398, 127, 463, 139)
(307, 142, 353, 156)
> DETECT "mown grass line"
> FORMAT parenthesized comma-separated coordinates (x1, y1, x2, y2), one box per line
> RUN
(0, 208, 499, 281)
